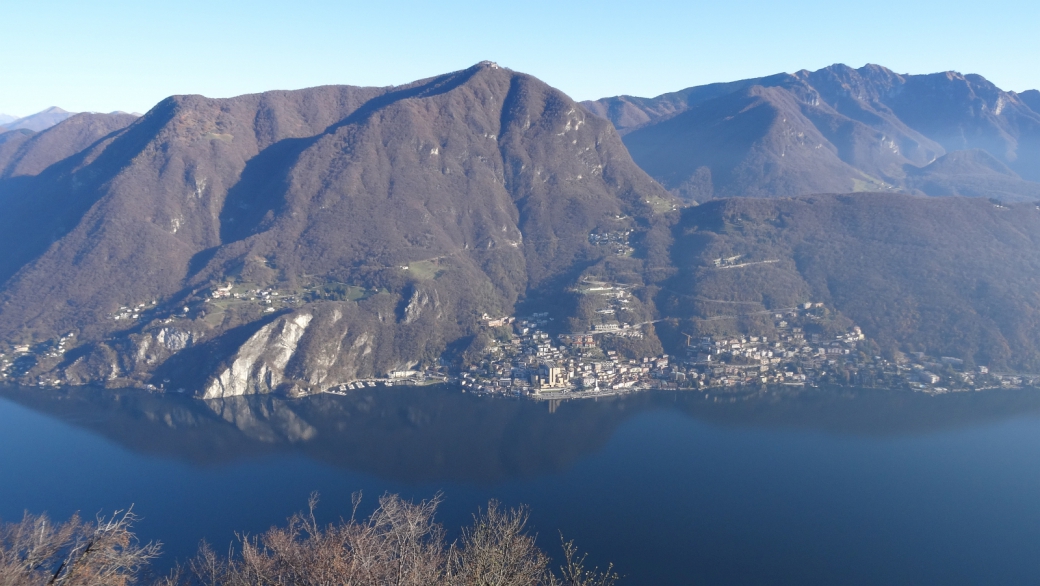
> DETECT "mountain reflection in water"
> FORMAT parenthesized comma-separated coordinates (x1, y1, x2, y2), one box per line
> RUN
(5, 384, 1040, 484)
(8, 384, 1040, 585)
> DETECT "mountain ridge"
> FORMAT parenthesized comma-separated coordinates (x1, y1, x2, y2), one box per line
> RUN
(584, 64, 1040, 202)
(0, 106, 76, 133)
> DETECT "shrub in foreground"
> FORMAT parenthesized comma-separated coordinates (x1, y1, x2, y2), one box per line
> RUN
(0, 507, 160, 586)
(1, 494, 618, 586)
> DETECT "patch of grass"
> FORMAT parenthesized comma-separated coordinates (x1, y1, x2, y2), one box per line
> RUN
(405, 260, 445, 280)
(202, 307, 226, 326)
(303, 282, 372, 302)
(852, 173, 888, 192)
(203, 132, 234, 143)
(342, 285, 368, 301)
(645, 194, 678, 214)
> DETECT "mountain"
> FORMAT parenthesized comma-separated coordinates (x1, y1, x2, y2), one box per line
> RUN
(904, 149, 1040, 201)
(1020, 89, 1040, 114)
(7, 64, 1040, 394)
(0, 62, 676, 394)
(659, 193, 1040, 371)
(584, 65, 1040, 202)
(0, 106, 75, 133)
(0, 114, 17, 125)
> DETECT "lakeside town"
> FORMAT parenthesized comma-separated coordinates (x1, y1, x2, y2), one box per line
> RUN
(2, 284, 1038, 399)
(450, 302, 1038, 401)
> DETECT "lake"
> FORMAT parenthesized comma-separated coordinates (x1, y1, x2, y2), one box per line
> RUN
(3, 384, 1040, 585)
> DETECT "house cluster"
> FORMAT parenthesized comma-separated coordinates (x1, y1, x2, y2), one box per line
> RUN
(460, 313, 674, 397)
(685, 312, 867, 388)
(207, 284, 291, 313)
(0, 353, 12, 379)
(209, 283, 234, 299)
(0, 333, 74, 380)
(579, 280, 643, 336)
(108, 300, 157, 322)
(684, 307, 1039, 394)
(103, 282, 295, 327)
(713, 255, 744, 267)
(457, 302, 1025, 401)
(588, 230, 634, 256)
(900, 356, 1039, 394)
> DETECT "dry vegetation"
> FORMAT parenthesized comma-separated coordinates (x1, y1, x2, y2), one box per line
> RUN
(0, 507, 161, 586)
(1, 494, 618, 586)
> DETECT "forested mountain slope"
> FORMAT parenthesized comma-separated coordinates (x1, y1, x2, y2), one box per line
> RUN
(660, 194, 1040, 370)
(0, 62, 675, 395)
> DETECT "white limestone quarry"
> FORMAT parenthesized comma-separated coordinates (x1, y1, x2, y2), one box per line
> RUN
(156, 327, 195, 352)
(130, 327, 199, 370)
(203, 313, 313, 399)
(402, 288, 439, 325)
(305, 309, 343, 387)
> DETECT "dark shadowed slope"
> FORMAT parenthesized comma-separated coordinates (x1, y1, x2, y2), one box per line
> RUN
(586, 65, 1040, 202)
(0, 112, 142, 284)
(0, 129, 35, 171)
(904, 149, 1040, 201)
(0, 112, 138, 177)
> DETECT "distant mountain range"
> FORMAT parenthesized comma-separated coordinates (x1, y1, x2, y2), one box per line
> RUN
(583, 64, 1040, 202)
(0, 107, 76, 133)
(4, 63, 1040, 394)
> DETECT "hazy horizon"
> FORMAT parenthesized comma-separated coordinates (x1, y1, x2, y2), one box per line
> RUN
(3, 0, 1039, 117)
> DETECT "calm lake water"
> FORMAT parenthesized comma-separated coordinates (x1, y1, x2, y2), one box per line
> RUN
(3, 384, 1040, 585)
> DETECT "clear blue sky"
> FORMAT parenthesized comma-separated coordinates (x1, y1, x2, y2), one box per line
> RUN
(2, 0, 1038, 117)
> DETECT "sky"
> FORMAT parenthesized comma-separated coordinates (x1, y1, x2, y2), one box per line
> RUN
(2, 0, 1038, 117)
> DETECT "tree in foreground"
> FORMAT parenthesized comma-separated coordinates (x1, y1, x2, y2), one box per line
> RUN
(180, 493, 618, 586)
(1, 494, 618, 586)
(0, 507, 161, 586)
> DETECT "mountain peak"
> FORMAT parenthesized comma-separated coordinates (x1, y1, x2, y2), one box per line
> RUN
(857, 63, 897, 75)
(0, 107, 76, 132)
(1019, 89, 1040, 113)
(821, 63, 858, 74)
